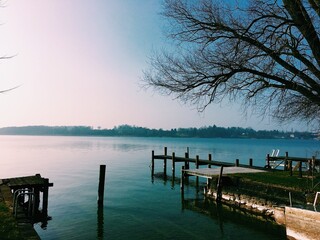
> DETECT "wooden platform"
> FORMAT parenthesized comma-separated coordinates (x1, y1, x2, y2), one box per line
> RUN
(184, 166, 266, 179)
(0, 174, 53, 239)
(3, 175, 53, 188)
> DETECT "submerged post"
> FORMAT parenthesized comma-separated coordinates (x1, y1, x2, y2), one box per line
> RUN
(98, 165, 106, 206)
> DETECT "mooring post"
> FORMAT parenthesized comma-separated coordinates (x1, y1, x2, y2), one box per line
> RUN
(266, 154, 270, 168)
(216, 166, 224, 202)
(196, 155, 199, 169)
(184, 152, 189, 170)
(208, 154, 212, 168)
(284, 152, 289, 171)
(164, 147, 167, 177)
(42, 178, 49, 216)
(180, 166, 185, 192)
(172, 152, 176, 179)
(235, 159, 239, 167)
(196, 155, 199, 188)
(298, 161, 303, 178)
(98, 165, 106, 206)
(249, 158, 253, 167)
(151, 150, 155, 177)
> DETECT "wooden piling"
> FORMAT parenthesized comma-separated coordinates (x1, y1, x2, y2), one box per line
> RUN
(216, 166, 224, 202)
(298, 161, 302, 178)
(180, 166, 185, 191)
(196, 155, 199, 169)
(235, 159, 239, 167)
(284, 152, 289, 171)
(185, 152, 189, 170)
(98, 165, 106, 206)
(151, 150, 155, 177)
(266, 154, 270, 168)
(249, 158, 253, 167)
(42, 178, 49, 216)
(208, 154, 212, 168)
(163, 147, 167, 177)
(172, 152, 176, 178)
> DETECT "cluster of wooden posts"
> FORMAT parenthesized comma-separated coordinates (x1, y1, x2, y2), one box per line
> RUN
(152, 147, 320, 179)
(266, 152, 320, 177)
(151, 147, 259, 179)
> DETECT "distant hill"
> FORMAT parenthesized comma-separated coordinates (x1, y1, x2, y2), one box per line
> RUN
(0, 125, 315, 139)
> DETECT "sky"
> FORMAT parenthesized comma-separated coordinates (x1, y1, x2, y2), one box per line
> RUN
(0, 0, 312, 131)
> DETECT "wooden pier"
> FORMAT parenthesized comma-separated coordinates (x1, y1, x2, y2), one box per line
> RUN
(151, 147, 263, 178)
(0, 174, 53, 239)
(266, 152, 320, 177)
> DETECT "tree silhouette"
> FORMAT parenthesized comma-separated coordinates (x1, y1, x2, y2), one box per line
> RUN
(144, 0, 320, 125)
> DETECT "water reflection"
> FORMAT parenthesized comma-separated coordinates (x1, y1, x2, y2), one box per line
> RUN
(97, 205, 104, 240)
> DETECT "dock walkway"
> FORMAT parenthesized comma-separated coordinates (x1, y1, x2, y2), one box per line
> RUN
(184, 166, 265, 179)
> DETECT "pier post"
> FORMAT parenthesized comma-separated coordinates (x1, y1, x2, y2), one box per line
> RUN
(249, 158, 253, 167)
(298, 161, 302, 178)
(163, 147, 167, 177)
(98, 165, 106, 206)
(151, 150, 155, 177)
(180, 166, 185, 192)
(266, 154, 270, 168)
(184, 152, 189, 170)
(284, 152, 289, 171)
(235, 159, 239, 167)
(172, 152, 176, 179)
(196, 155, 199, 169)
(216, 166, 224, 203)
(196, 155, 199, 188)
(42, 178, 49, 216)
(208, 154, 212, 168)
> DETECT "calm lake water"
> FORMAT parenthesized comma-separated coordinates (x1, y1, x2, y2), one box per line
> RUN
(1, 136, 319, 239)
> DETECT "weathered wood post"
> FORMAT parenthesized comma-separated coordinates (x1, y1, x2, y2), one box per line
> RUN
(98, 165, 106, 206)
(196, 155, 199, 187)
(185, 152, 189, 170)
(284, 152, 289, 171)
(208, 154, 212, 168)
(249, 158, 253, 167)
(266, 154, 270, 168)
(298, 161, 302, 178)
(216, 166, 224, 202)
(163, 147, 167, 177)
(196, 155, 199, 169)
(180, 166, 185, 192)
(151, 150, 155, 177)
(42, 178, 49, 216)
(172, 152, 176, 179)
(235, 159, 239, 167)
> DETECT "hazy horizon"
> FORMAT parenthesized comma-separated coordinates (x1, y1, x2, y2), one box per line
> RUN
(0, 1, 313, 132)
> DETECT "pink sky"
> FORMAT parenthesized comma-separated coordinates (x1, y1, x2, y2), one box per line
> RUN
(0, 0, 310, 131)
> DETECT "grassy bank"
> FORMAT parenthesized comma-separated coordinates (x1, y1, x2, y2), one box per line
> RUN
(0, 202, 23, 240)
(232, 170, 320, 192)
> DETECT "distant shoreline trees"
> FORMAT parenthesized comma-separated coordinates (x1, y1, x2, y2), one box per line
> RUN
(0, 125, 315, 139)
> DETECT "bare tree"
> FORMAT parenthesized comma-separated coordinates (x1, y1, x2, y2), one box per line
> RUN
(144, 0, 320, 125)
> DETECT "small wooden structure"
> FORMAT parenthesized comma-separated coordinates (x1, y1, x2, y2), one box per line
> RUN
(1, 174, 53, 223)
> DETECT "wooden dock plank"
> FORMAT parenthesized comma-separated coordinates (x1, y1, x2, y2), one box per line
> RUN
(184, 167, 266, 179)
